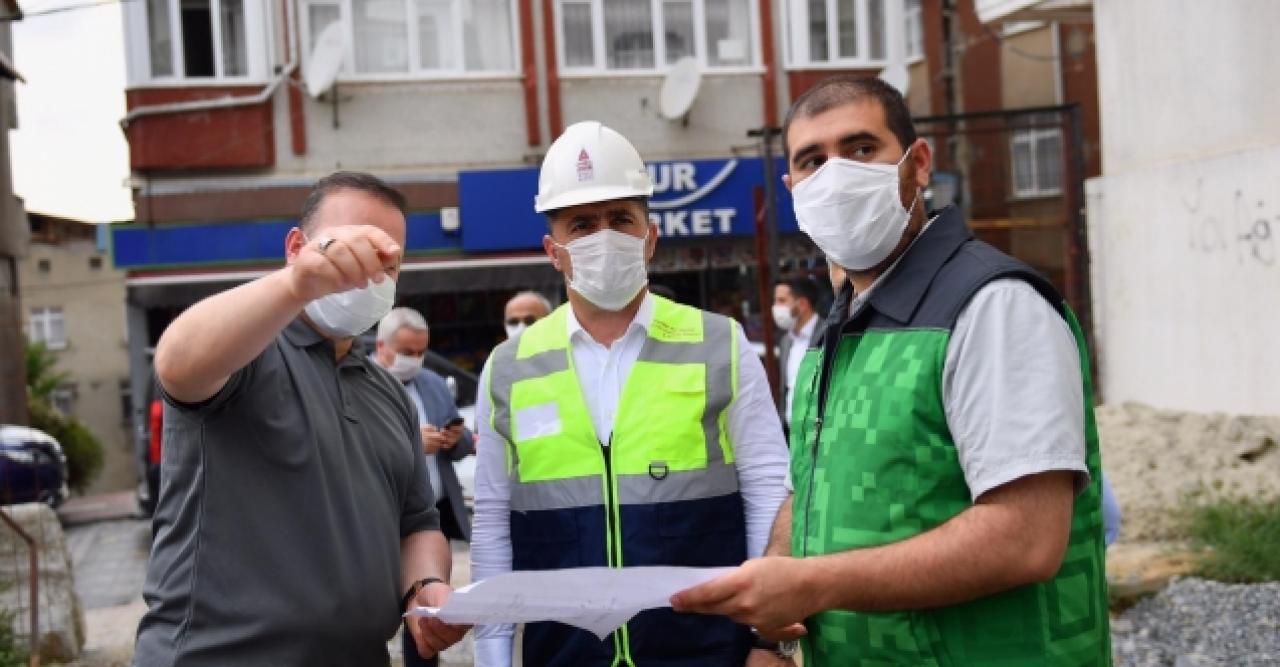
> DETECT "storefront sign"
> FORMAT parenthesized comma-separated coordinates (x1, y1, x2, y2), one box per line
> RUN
(459, 157, 796, 252)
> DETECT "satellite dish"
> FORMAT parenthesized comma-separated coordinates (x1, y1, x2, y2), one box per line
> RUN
(659, 57, 703, 120)
(879, 61, 909, 96)
(305, 22, 346, 99)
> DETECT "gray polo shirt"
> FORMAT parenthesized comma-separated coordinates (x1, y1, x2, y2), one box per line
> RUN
(135, 318, 439, 666)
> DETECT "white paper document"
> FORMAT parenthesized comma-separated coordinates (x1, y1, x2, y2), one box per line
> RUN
(405, 566, 732, 639)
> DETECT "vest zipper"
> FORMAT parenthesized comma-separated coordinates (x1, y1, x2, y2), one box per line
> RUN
(601, 436, 635, 667)
(802, 309, 846, 558)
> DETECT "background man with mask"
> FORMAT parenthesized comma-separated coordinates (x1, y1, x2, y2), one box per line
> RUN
(470, 121, 791, 667)
(772, 276, 821, 432)
(136, 172, 468, 665)
(502, 290, 553, 339)
(374, 307, 474, 667)
(672, 76, 1111, 665)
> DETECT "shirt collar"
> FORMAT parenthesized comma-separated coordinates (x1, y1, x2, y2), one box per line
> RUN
(567, 291, 655, 344)
(283, 316, 326, 348)
(847, 209, 951, 319)
(795, 312, 818, 340)
(282, 316, 371, 372)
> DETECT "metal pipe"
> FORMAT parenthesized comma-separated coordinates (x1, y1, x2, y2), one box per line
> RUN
(121, 2, 301, 130)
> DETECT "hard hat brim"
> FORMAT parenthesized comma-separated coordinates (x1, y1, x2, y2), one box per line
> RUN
(535, 184, 654, 214)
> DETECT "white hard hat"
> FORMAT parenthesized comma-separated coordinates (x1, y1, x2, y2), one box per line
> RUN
(534, 121, 654, 213)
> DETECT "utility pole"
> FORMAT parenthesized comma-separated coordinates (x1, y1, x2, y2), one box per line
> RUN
(748, 125, 782, 399)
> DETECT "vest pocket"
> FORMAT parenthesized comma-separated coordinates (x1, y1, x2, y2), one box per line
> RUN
(510, 508, 583, 570)
(656, 495, 746, 566)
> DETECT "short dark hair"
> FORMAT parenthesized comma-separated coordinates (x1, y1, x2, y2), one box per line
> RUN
(299, 171, 408, 233)
(782, 75, 918, 161)
(780, 275, 821, 310)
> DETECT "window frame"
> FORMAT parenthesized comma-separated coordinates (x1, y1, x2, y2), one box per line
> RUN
(1009, 121, 1064, 199)
(300, 0, 523, 82)
(133, 0, 271, 86)
(785, 0, 907, 70)
(904, 0, 923, 63)
(28, 306, 67, 351)
(553, 0, 763, 78)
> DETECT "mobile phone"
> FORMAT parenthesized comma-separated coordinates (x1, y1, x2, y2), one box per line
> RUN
(444, 417, 465, 429)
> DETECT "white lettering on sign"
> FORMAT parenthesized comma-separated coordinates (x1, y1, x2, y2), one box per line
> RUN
(649, 208, 736, 237)
(648, 163, 699, 193)
(649, 160, 739, 211)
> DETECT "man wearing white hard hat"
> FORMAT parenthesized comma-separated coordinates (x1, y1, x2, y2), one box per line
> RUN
(470, 121, 792, 667)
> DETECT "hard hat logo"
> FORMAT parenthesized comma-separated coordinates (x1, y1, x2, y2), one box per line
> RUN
(576, 148, 594, 183)
(535, 121, 654, 213)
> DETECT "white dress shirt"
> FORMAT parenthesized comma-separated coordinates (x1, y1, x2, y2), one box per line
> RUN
(470, 293, 790, 667)
(783, 216, 1086, 498)
(404, 384, 442, 505)
(784, 313, 818, 422)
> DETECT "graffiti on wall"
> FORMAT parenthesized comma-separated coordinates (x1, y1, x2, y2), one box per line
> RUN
(1182, 177, 1276, 267)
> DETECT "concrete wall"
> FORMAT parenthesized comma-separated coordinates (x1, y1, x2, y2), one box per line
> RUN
(560, 74, 764, 161)
(18, 236, 134, 494)
(999, 25, 1057, 108)
(0, 20, 27, 425)
(272, 78, 533, 176)
(1087, 0, 1280, 415)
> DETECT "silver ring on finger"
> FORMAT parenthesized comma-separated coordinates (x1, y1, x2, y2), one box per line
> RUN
(315, 236, 337, 255)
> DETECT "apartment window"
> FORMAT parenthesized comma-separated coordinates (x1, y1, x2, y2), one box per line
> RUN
(120, 379, 134, 422)
(1010, 115, 1063, 198)
(52, 385, 76, 417)
(144, 0, 251, 79)
(29, 307, 67, 351)
(305, 0, 517, 77)
(37, 258, 50, 273)
(89, 256, 103, 270)
(557, 0, 756, 73)
(787, 0, 888, 67)
(904, 0, 922, 61)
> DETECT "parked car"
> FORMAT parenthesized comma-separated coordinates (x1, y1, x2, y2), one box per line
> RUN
(0, 425, 69, 507)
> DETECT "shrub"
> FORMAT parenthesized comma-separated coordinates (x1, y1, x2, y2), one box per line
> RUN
(27, 399, 104, 494)
(23, 342, 106, 494)
(1184, 496, 1280, 583)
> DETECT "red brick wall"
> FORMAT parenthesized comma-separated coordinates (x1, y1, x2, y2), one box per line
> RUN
(1059, 22, 1102, 179)
(125, 87, 275, 171)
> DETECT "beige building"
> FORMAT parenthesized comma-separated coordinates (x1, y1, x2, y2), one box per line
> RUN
(18, 213, 134, 495)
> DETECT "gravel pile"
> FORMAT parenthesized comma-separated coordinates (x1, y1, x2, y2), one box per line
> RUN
(1096, 402, 1280, 541)
(1112, 577, 1280, 666)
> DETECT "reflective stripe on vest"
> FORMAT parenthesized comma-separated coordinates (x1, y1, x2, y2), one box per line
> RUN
(487, 296, 740, 511)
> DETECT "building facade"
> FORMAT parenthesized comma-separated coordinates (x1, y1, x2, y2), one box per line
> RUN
(19, 214, 134, 495)
(0, 1, 27, 426)
(115, 0, 1102, 426)
(1080, 0, 1276, 416)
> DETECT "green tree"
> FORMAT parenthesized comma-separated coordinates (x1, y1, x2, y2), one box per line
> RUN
(23, 342, 104, 494)
(24, 341, 67, 405)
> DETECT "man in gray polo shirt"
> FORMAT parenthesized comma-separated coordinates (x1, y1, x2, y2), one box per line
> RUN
(135, 172, 469, 666)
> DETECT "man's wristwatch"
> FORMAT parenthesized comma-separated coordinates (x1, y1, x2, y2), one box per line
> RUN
(400, 576, 445, 611)
(752, 634, 800, 658)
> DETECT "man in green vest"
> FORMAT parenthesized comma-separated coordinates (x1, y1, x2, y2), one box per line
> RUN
(470, 121, 792, 667)
(672, 75, 1112, 666)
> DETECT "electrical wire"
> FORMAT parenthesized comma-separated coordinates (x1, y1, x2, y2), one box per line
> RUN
(3, 0, 141, 21)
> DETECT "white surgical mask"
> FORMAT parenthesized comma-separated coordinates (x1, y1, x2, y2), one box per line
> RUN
(304, 277, 397, 338)
(772, 304, 796, 331)
(504, 322, 528, 339)
(792, 147, 919, 271)
(555, 229, 649, 311)
(386, 353, 424, 382)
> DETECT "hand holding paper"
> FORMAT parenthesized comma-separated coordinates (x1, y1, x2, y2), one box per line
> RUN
(406, 566, 732, 639)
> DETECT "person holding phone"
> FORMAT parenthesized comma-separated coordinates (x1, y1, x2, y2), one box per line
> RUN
(373, 307, 475, 667)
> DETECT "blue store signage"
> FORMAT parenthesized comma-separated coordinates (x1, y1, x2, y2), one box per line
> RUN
(459, 156, 796, 252)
